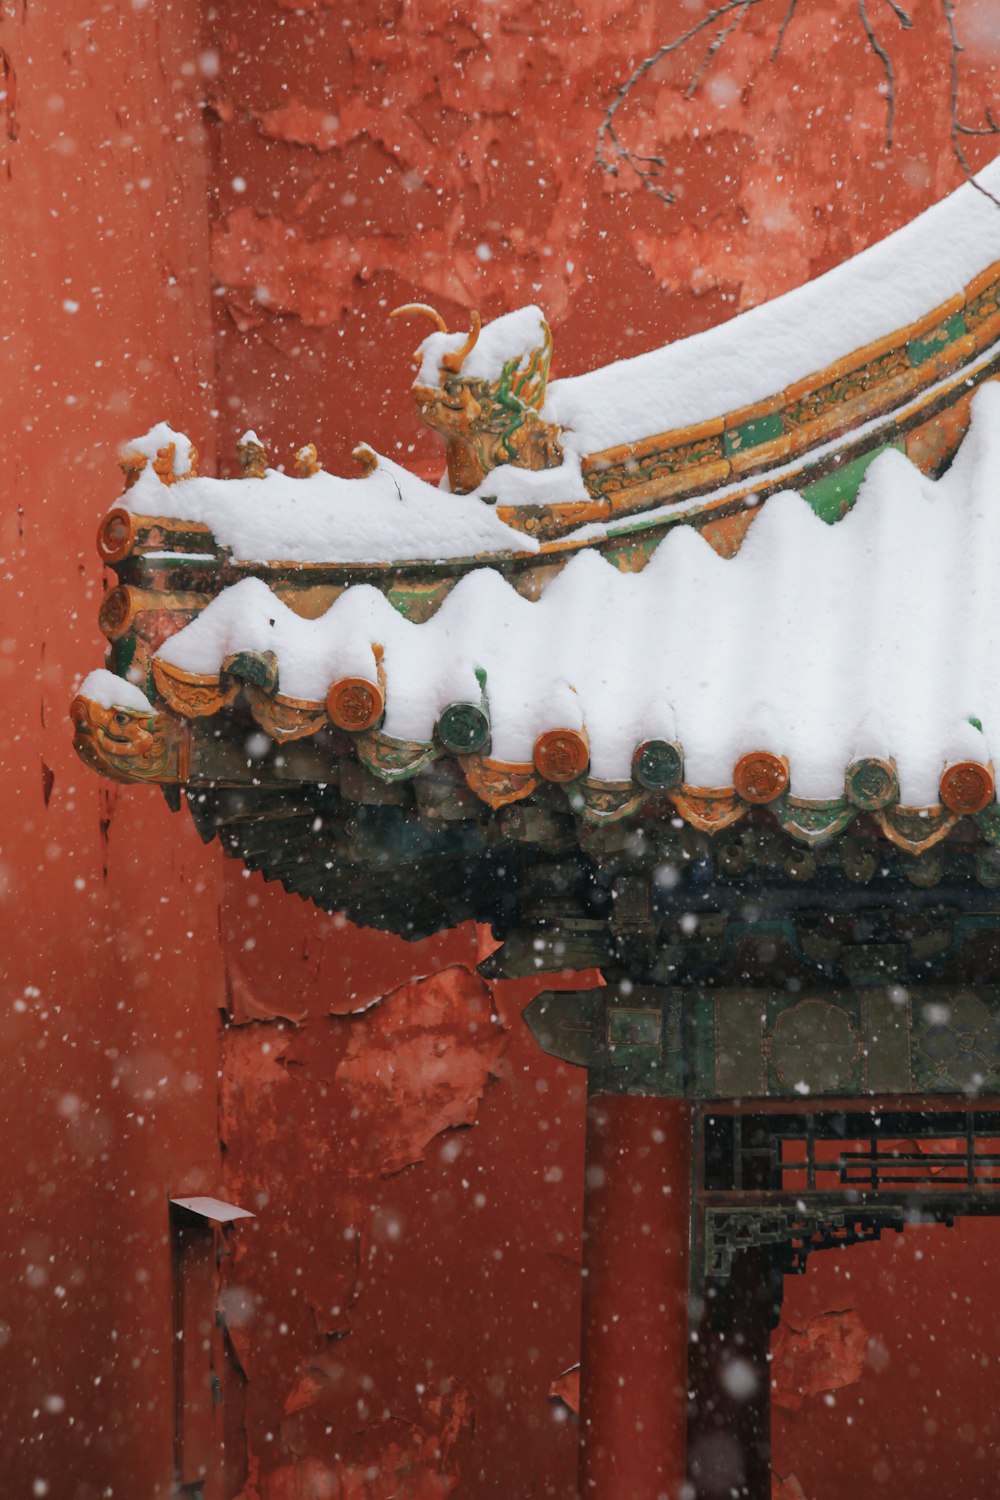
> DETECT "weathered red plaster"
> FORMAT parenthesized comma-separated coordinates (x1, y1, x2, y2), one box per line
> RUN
(771, 1308, 869, 1413)
(548, 1363, 580, 1416)
(240, 1385, 472, 1499)
(7, 2, 1000, 1496)
(0, 5, 224, 1496)
(206, 0, 999, 481)
(772, 1473, 809, 1500)
(216, 866, 588, 1495)
(335, 967, 508, 1177)
(775, 1223, 1000, 1497)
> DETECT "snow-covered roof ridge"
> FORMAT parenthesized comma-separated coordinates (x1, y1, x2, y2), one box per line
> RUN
(76, 669, 154, 713)
(150, 383, 1000, 812)
(109, 429, 537, 563)
(543, 157, 1000, 455)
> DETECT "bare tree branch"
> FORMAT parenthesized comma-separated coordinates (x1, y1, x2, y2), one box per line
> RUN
(597, 0, 999, 213)
(686, 2, 754, 100)
(595, 0, 767, 201)
(941, 0, 1000, 208)
(857, 0, 898, 147)
(880, 0, 913, 29)
(770, 0, 800, 61)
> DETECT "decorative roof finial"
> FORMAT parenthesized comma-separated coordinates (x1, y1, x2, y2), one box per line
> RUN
(238, 430, 268, 479)
(389, 303, 482, 376)
(294, 443, 321, 478)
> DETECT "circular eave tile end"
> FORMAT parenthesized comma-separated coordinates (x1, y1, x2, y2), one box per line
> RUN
(845, 757, 899, 811)
(98, 585, 140, 640)
(533, 728, 589, 783)
(633, 738, 683, 792)
(733, 751, 788, 805)
(941, 760, 995, 816)
(326, 677, 385, 733)
(437, 702, 490, 756)
(98, 508, 136, 564)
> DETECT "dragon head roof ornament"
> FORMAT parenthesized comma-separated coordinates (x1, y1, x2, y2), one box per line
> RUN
(390, 302, 564, 494)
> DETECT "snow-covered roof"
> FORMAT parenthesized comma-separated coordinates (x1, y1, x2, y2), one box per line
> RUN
(150, 384, 1000, 816)
(107, 156, 1000, 571)
(75, 160, 1000, 875)
(544, 159, 1000, 456)
(113, 424, 535, 564)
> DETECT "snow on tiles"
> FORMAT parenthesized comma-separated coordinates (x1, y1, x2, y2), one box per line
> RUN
(156, 382, 1000, 808)
(115, 434, 537, 564)
(76, 669, 155, 713)
(542, 157, 1000, 454)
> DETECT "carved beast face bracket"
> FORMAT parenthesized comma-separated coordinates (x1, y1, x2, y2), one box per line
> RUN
(70, 693, 188, 783)
(391, 303, 565, 494)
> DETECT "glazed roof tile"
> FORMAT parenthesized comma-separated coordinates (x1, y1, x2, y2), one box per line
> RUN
(147, 384, 1000, 813)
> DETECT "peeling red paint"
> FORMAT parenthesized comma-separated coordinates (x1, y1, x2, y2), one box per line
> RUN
(771, 1308, 868, 1413)
(548, 1363, 580, 1415)
(227, 954, 307, 1027)
(773, 1473, 809, 1500)
(9, 4, 1000, 1497)
(216, 923, 583, 1496)
(222, 867, 483, 1017)
(240, 1385, 472, 1499)
(222, 965, 506, 1176)
(336, 966, 508, 1177)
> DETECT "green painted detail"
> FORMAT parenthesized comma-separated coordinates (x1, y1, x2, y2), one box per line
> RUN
(111, 635, 155, 698)
(774, 797, 855, 845)
(803, 442, 902, 524)
(845, 758, 899, 811)
(607, 1005, 661, 1047)
(633, 739, 683, 791)
(724, 410, 784, 456)
(976, 805, 1000, 845)
(356, 731, 437, 782)
(222, 650, 279, 693)
(146, 553, 219, 571)
(603, 532, 665, 564)
(437, 702, 490, 756)
(386, 580, 455, 622)
(970, 716, 984, 734)
(907, 311, 967, 367)
(576, 780, 645, 824)
(112, 635, 138, 680)
(529, 983, 1000, 1099)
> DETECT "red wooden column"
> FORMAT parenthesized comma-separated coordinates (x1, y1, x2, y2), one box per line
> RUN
(579, 1093, 692, 1499)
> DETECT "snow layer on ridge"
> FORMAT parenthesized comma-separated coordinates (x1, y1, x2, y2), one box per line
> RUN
(78, 669, 154, 712)
(156, 383, 1000, 808)
(116, 438, 537, 563)
(543, 156, 1000, 455)
(124, 422, 197, 476)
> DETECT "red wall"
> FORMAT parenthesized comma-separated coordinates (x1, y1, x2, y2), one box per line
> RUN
(773, 1219, 1000, 1500)
(204, 0, 999, 475)
(0, 5, 224, 1497)
(4, 0, 1000, 1496)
